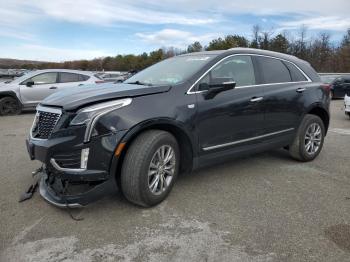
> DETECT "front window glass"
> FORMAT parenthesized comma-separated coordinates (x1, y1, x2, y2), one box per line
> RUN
(23, 73, 58, 85)
(201, 55, 256, 87)
(125, 55, 215, 86)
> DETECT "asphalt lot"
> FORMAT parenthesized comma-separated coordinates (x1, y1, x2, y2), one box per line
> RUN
(0, 100, 349, 262)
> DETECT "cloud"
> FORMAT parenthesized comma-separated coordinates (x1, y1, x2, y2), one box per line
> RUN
(143, 0, 350, 17)
(0, 44, 110, 62)
(136, 29, 219, 48)
(3, 0, 215, 27)
(279, 16, 350, 31)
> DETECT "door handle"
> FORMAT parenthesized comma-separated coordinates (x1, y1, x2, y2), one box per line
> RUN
(250, 96, 263, 102)
(49, 86, 58, 90)
(296, 87, 306, 93)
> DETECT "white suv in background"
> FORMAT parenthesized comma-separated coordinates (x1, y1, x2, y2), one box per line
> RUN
(345, 94, 350, 119)
(0, 69, 103, 115)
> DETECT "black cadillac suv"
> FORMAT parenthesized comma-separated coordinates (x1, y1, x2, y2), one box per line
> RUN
(26, 48, 330, 208)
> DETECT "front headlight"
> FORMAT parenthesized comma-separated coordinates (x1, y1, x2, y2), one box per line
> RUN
(70, 98, 132, 142)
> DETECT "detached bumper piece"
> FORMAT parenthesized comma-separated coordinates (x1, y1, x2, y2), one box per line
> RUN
(39, 170, 116, 208)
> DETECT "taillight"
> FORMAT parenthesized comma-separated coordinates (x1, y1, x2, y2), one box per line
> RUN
(322, 84, 331, 94)
(95, 80, 105, 84)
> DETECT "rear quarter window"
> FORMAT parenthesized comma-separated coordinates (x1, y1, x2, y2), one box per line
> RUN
(284, 62, 308, 82)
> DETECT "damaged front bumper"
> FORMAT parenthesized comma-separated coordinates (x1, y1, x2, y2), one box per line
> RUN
(26, 129, 124, 208)
(39, 171, 116, 208)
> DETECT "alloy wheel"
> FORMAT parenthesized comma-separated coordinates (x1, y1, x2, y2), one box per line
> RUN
(304, 123, 322, 155)
(148, 145, 176, 195)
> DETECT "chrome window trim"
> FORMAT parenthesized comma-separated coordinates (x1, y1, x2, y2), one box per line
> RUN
(202, 128, 295, 151)
(30, 105, 62, 141)
(186, 53, 312, 95)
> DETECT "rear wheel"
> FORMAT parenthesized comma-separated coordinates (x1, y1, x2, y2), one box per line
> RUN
(0, 97, 21, 116)
(121, 130, 180, 207)
(289, 114, 325, 162)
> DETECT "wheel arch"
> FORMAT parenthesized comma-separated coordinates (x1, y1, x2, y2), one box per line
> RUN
(112, 118, 196, 185)
(0, 91, 22, 106)
(305, 104, 330, 134)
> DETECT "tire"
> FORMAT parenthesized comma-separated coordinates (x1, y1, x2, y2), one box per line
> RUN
(289, 114, 325, 162)
(121, 130, 180, 207)
(0, 97, 21, 116)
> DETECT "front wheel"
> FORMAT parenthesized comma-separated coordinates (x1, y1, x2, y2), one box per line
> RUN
(289, 114, 325, 162)
(121, 130, 180, 207)
(0, 97, 21, 116)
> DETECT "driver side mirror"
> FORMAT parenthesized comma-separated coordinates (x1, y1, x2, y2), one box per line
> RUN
(199, 78, 236, 100)
(26, 81, 34, 87)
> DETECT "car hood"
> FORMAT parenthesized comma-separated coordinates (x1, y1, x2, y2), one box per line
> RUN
(41, 83, 172, 111)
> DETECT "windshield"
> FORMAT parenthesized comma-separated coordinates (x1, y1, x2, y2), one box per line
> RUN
(125, 55, 215, 86)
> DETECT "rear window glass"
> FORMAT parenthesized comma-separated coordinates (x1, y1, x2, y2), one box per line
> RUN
(60, 73, 81, 83)
(79, 74, 90, 81)
(257, 57, 292, 84)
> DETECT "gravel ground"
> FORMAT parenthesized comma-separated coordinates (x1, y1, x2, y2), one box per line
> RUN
(0, 100, 349, 262)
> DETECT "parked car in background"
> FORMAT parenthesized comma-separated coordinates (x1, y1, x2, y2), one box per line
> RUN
(345, 93, 350, 119)
(100, 71, 128, 83)
(0, 69, 103, 115)
(26, 48, 330, 208)
(319, 73, 350, 99)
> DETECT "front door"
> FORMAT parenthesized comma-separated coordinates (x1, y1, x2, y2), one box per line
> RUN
(195, 55, 264, 153)
(19, 72, 59, 104)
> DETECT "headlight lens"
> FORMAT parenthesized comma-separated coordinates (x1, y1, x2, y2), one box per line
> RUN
(70, 98, 132, 142)
(70, 98, 132, 126)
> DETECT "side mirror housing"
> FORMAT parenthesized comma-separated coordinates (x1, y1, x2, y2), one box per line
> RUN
(202, 78, 236, 99)
(26, 81, 34, 87)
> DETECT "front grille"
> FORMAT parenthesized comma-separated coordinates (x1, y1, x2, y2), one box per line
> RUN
(31, 107, 62, 139)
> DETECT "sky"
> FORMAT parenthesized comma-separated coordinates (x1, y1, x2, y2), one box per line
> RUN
(0, 0, 349, 62)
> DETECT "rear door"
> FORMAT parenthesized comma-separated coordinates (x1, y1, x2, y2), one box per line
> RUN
(19, 72, 59, 104)
(254, 56, 309, 134)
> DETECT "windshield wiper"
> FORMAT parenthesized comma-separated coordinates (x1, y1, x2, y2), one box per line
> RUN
(126, 81, 153, 86)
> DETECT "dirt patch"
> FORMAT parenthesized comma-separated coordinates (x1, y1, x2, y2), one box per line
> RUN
(325, 224, 350, 252)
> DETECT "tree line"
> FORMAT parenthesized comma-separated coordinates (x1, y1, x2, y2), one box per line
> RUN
(14, 26, 350, 73)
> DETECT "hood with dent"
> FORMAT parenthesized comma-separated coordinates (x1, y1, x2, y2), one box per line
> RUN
(41, 83, 171, 111)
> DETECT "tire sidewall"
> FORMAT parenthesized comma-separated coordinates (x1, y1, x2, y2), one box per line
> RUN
(138, 134, 180, 206)
(297, 115, 325, 161)
(0, 97, 21, 116)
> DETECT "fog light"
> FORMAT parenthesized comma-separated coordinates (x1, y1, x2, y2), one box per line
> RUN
(80, 148, 90, 169)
